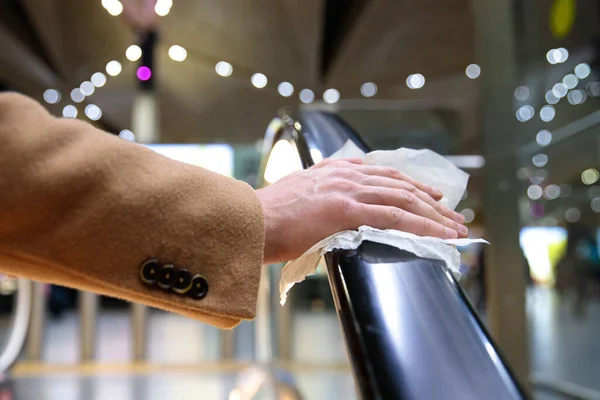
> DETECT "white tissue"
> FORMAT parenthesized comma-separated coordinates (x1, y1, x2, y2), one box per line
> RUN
(279, 140, 487, 305)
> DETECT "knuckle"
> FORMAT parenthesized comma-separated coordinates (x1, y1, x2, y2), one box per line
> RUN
(331, 178, 358, 193)
(382, 167, 398, 176)
(400, 182, 417, 192)
(329, 196, 355, 215)
(399, 190, 417, 206)
(421, 218, 433, 234)
(389, 208, 406, 225)
(334, 167, 358, 180)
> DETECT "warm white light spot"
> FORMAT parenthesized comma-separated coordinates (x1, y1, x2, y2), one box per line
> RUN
(558, 48, 569, 62)
(215, 61, 233, 77)
(575, 63, 591, 79)
(251, 73, 267, 88)
(310, 148, 323, 164)
(277, 82, 294, 97)
(540, 105, 556, 122)
(103, 0, 123, 16)
(323, 88, 340, 104)
(168, 45, 187, 62)
(536, 130, 552, 146)
(545, 90, 559, 105)
(62, 105, 78, 118)
(360, 82, 377, 97)
(299, 89, 315, 104)
(563, 74, 579, 89)
(43, 89, 61, 104)
(532, 153, 548, 168)
(155, 0, 171, 16)
(567, 89, 586, 105)
(465, 64, 481, 79)
(460, 208, 475, 224)
(70, 88, 85, 103)
(91, 72, 107, 87)
(119, 130, 135, 142)
(592, 198, 600, 213)
(547, 48, 567, 64)
(80, 81, 95, 96)
(544, 184, 561, 200)
(126, 45, 142, 62)
(84, 104, 102, 121)
(106, 60, 122, 76)
(527, 185, 543, 200)
(514, 86, 530, 101)
(565, 207, 581, 222)
(552, 83, 568, 98)
(582, 168, 600, 185)
(264, 140, 302, 184)
(406, 74, 425, 89)
(516, 105, 534, 122)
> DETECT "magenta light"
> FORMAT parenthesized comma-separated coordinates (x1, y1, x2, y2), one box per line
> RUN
(137, 66, 152, 81)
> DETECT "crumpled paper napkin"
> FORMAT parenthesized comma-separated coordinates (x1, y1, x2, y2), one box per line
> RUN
(278, 140, 487, 305)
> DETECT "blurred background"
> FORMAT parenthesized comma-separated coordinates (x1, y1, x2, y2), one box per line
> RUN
(0, 0, 600, 399)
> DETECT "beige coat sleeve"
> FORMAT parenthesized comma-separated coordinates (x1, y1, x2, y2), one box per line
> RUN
(0, 93, 265, 329)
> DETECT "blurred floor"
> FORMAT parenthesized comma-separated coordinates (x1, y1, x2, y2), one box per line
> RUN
(528, 286, 600, 395)
(4, 285, 600, 399)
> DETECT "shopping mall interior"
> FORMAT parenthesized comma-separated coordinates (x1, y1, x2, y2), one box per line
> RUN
(1, 0, 600, 399)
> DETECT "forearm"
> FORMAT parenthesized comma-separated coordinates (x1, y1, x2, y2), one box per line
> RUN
(0, 93, 265, 328)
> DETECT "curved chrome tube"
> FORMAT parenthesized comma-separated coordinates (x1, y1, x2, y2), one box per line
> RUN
(0, 278, 31, 372)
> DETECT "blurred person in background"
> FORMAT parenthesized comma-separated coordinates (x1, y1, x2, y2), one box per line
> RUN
(0, 92, 467, 328)
(557, 220, 599, 318)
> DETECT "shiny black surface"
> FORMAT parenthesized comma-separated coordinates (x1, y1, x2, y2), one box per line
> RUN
(295, 110, 370, 161)
(326, 242, 525, 400)
(288, 110, 526, 400)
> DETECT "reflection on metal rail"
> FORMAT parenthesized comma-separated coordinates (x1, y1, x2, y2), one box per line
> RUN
(261, 109, 527, 399)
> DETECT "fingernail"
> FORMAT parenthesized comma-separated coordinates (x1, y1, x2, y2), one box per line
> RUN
(459, 225, 468, 235)
(434, 188, 443, 197)
(454, 212, 465, 222)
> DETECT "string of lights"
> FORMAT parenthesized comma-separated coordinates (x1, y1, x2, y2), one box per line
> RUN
(515, 47, 600, 221)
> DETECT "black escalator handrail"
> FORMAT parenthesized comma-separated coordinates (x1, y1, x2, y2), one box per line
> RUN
(266, 110, 527, 400)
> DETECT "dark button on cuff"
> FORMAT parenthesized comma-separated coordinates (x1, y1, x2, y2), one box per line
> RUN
(188, 274, 209, 300)
(172, 269, 193, 294)
(158, 264, 178, 290)
(140, 259, 161, 285)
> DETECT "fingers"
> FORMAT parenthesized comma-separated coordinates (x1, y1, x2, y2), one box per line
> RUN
(356, 187, 468, 238)
(360, 176, 465, 224)
(351, 165, 443, 200)
(314, 158, 363, 168)
(356, 204, 459, 239)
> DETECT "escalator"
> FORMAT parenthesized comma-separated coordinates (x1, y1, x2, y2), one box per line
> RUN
(260, 110, 526, 400)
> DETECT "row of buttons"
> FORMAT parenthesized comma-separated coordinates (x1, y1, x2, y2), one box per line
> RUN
(139, 259, 208, 299)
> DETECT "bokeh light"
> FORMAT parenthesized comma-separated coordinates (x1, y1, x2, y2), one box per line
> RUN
(106, 60, 122, 76)
(43, 89, 61, 104)
(360, 82, 377, 97)
(323, 88, 340, 104)
(465, 64, 481, 79)
(137, 66, 152, 81)
(299, 89, 315, 104)
(251, 73, 268, 89)
(215, 61, 233, 77)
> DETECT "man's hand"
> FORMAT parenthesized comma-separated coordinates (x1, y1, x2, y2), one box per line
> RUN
(256, 158, 467, 264)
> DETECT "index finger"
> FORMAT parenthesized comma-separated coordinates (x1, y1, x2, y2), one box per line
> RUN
(353, 165, 443, 200)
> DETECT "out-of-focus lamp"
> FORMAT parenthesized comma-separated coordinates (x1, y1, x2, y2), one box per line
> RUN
(263, 140, 302, 184)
